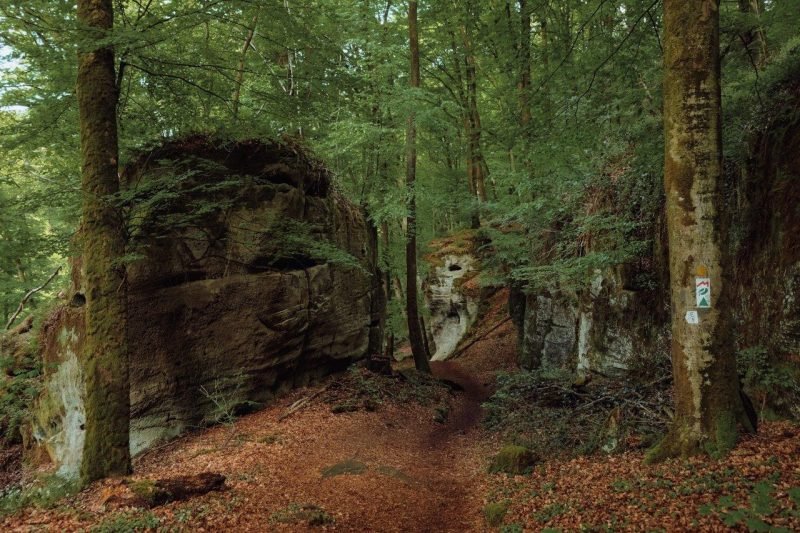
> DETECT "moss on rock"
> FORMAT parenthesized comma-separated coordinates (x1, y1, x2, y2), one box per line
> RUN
(489, 445, 537, 475)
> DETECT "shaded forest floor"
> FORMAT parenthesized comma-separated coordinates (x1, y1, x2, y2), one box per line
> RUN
(2, 290, 800, 531)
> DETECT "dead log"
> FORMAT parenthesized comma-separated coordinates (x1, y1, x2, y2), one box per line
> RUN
(129, 472, 226, 507)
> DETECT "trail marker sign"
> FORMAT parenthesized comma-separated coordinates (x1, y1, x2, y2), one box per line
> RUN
(695, 278, 711, 308)
(685, 310, 699, 325)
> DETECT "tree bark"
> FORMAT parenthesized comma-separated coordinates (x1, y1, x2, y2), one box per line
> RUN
(649, 0, 753, 462)
(517, 0, 532, 129)
(76, 0, 131, 482)
(738, 0, 767, 68)
(231, 8, 260, 119)
(462, 11, 488, 206)
(380, 221, 395, 359)
(449, 30, 480, 228)
(406, 0, 431, 374)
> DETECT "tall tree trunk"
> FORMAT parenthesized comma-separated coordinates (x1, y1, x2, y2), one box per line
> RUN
(517, 0, 532, 129)
(462, 15, 488, 207)
(406, 0, 431, 374)
(649, 0, 753, 462)
(231, 8, 260, 119)
(738, 0, 767, 68)
(76, 0, 130, 483)
(380, 221, 395, 360)
(450, 30, 480, 228)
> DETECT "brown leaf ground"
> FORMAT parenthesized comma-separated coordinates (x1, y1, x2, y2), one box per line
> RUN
(487, 421, 800, 532)
(2, 288, 800, 531)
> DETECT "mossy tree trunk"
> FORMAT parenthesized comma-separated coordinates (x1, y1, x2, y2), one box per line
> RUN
(406, 0, 431, 374)
(76, 0, 131, 483)
(651, 0, 753, 461)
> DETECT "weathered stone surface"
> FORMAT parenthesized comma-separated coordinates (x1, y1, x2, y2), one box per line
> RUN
(32, 307, 86, 477)
(423, 253, 479, 361)
(512, 268, 669, 376)
(31, 137, 383, 476)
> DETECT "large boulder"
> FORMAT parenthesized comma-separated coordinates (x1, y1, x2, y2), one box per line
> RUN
(30, 137, 383, 476)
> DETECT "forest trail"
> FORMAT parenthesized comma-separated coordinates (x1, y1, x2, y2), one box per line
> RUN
(2, 291, 517, 532)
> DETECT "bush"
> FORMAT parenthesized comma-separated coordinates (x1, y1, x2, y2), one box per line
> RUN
(738, 346, 800, 419)
(0, 474, 78, 517)
(483, 369, 671, 458)
(484, 501, 509, 527)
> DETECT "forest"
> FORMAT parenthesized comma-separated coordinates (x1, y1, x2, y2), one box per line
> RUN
(1, 0, 799, 531)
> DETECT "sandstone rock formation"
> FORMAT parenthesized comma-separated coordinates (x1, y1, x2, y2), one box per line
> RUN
(509, 269, 668, 376)
(30, 137, 383, 476)
(423, 232, 480, 361)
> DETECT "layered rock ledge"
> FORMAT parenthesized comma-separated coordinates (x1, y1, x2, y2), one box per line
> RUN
(31, 137, 383, 476)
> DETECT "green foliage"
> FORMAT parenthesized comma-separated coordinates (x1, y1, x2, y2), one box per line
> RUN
(534, 502, 569, 524)
(0, 474, 78, 517)
(483, 500, 509, 528)
(738, 346, 800, 418)
(199, 371, 258, 427)
(699, 481, 800, 532)
(0, 368, 41, 445)
(91, 511, 162, 533)
(0, 329, 42, 445)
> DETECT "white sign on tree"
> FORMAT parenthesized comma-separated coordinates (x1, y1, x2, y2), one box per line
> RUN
(695, 278, 711, 308)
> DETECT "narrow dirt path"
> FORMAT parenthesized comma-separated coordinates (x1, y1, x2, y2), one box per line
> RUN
(2, 291, 517, 532)
(1, 361, 497, 532)
(143, 359, 498, 532)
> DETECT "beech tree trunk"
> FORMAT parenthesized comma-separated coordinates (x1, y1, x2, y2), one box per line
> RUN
(517, 0, 532, 129)
(405, 0, 431, 374)
(449, 30, 481, 229)
(462, 10, 488, 207)
(76, 0, 130, 482)
(231, 8, 260, 118)
(650, 0, 753, 462)
(738, 0, 767, 68)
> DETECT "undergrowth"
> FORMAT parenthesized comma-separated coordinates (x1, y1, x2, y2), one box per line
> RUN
(0, 474, 78, 517)
(91, 511, 162, 533)
(322, 366, 453, 415)
(0, 325, 42, 446)
(738, 346, 800, 420)
(699, 481, 800, 531)
(483, 369, 671, 458)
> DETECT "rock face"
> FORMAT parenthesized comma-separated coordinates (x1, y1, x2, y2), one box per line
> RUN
(510, 268, 668, 376)
(423, 253, 479, 361)
(509, 89, 800, 394)
(31, 137, 383, 476)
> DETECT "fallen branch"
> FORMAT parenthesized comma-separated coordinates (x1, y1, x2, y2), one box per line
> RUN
(449, 316, 512, 359)
(5, 266, 62, 330)
(128, 472, 226, 508)
(278, 382, 333, 422)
